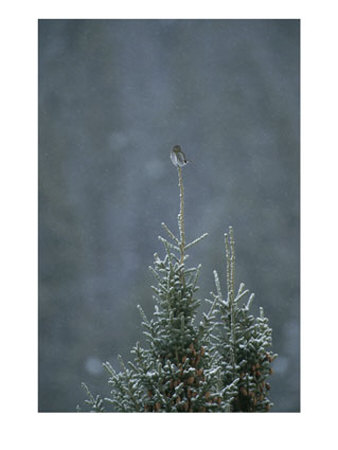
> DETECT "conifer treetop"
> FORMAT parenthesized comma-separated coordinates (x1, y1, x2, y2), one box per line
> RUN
(79, 147, 277, 413)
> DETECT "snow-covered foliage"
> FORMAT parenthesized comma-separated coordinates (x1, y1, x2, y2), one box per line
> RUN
(80, 166, 276, 412)
(210, 228, 277, 412)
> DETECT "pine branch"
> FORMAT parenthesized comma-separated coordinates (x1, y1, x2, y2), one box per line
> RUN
(185, 232, 208, 250)
(161, 222, 180, 244)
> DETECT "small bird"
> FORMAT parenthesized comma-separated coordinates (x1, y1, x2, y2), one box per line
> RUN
(170, 145, 189, 167)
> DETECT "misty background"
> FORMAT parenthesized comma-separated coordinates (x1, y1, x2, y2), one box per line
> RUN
(38, 19, 300, 412)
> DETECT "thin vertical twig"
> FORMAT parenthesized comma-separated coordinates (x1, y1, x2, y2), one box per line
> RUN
(225, 228, 236, 375)
(177, 166, 185, 265)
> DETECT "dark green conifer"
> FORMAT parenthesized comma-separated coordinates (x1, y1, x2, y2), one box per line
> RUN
(80, 158, 276, 412)
(210, 228, 277, 412)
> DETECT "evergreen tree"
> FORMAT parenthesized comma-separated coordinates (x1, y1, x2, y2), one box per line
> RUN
(80, 155, 276, 412)
(211, 228, 277, 412)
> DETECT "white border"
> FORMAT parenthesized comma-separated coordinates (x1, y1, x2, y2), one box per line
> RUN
(1, 1, 337, 449)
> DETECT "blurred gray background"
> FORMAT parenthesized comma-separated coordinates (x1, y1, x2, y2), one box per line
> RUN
(38, 19, 300, 412)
